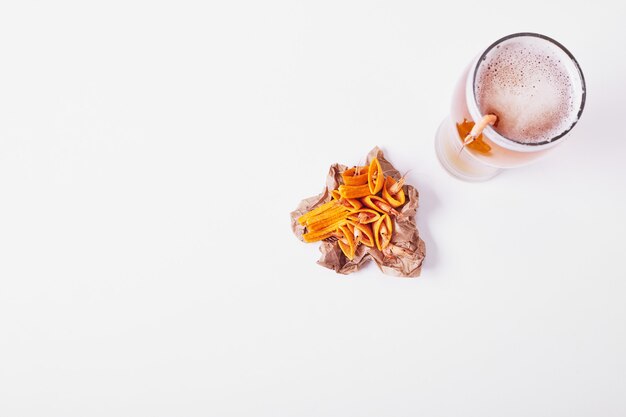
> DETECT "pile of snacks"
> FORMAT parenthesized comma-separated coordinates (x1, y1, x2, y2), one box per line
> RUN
(291, 147, 425, 277)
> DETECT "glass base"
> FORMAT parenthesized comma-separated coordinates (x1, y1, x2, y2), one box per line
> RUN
(435, 117, 502, 182)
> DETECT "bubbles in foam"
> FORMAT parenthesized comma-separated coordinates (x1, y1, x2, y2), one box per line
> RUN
(474, 36, 583, 144)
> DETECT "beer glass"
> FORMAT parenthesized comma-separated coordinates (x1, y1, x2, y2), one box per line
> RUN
(435, 33, 586, 181)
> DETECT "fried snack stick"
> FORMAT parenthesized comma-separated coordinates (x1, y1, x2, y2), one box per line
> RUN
(297, 200, 338, 225)
(331, 190, 363, 210)
(302, 219, 348, 242)
(361, 195, 402, 218)
(342, 166, 369, 186)
(368, 157, 384, 194)
(347, 208, 381, 225)
(348, 221, 375, 248)
(382, 176, 406, 208)
(373, 214, 393, 251)
(338, 184, 371, 199)
(306, 209, 351, 232)
(336, 224, 356, 260)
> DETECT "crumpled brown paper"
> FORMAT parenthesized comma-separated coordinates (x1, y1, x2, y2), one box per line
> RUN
(290, 147, 426, 277)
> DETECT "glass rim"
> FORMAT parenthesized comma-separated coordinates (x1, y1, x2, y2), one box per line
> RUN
(469, 32, 587, 148)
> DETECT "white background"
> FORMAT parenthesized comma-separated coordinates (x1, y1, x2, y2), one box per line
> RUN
(1, 1, 625, 416)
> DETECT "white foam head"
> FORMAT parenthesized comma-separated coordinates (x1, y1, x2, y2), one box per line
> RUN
(474, 34, 585, 144)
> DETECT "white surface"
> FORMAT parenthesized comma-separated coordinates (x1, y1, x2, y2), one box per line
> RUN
(1, 1, 625, 416)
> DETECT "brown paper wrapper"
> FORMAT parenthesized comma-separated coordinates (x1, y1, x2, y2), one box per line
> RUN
(290, 147, 426, 277)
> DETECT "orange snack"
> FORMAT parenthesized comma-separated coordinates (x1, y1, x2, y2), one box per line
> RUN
(336, 224, 356, 260)
(303, 219, 348, 242)
(342, 166, 369, 186)
(338, 198, 363, 210)
(297, 200, 338, 225)
(367, 157, 384, 194)
(347, 208, 381, 225)
(348, 221, 375, 248)
(338, 184, 371, 199)
(373, 214, 393, 250)
(382, 176, 406, 208)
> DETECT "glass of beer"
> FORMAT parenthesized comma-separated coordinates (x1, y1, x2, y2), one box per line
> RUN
(435, 32, 586, 181)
